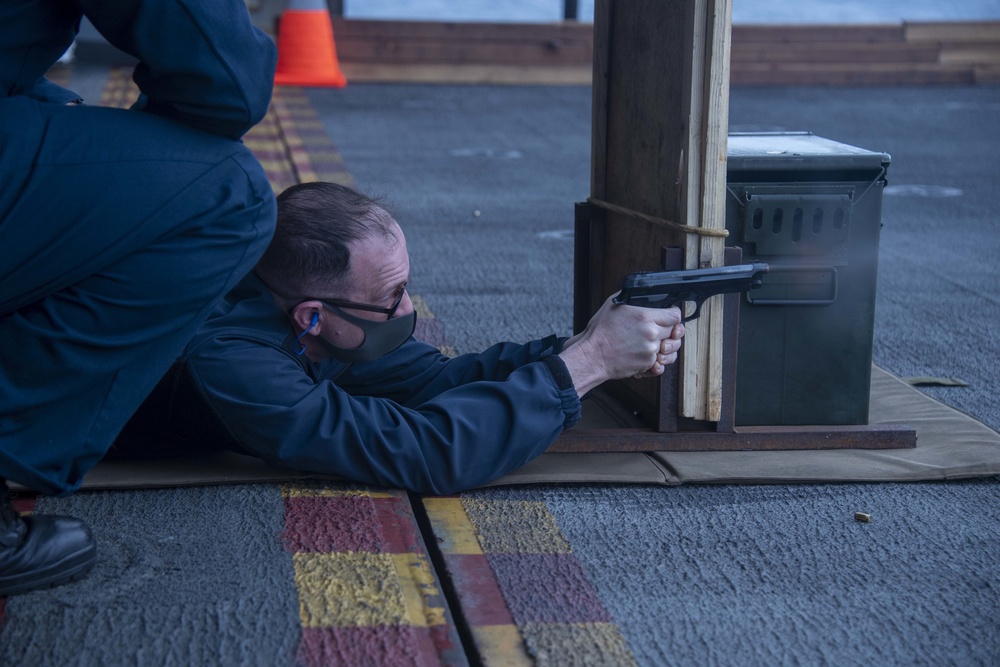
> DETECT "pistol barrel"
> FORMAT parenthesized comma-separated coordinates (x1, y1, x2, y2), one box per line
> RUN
(614, 262, 770, 315)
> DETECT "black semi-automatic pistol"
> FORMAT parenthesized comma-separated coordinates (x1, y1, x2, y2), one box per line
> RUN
(613, 262, 770, 322)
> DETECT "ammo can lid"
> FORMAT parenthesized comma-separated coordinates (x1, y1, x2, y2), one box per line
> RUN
(727, 132, 891, 171)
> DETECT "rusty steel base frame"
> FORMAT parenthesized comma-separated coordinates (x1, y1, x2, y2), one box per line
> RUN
(557, 201, 917, 453)
(549, 423, 918, 453)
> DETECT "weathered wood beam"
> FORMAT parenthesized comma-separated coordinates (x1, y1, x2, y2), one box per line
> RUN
(589, 0, 732, 424)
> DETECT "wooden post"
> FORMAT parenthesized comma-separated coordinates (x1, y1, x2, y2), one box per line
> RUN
(561, 3, 919, 454)
(588, 0, 732, 422)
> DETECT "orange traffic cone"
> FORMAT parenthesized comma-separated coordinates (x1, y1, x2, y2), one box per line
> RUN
(274, 0, 347, 87)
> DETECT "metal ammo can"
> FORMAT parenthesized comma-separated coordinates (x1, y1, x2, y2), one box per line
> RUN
(726, 132, 891, 426)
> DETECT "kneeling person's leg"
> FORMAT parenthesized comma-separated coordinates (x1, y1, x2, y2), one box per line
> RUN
(0, 101, 276, 496)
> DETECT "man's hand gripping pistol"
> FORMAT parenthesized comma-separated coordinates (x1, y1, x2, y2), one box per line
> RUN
(613, 263, 770, 322)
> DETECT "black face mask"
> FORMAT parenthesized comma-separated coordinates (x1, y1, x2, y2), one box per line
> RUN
(317, 305, 416, 363)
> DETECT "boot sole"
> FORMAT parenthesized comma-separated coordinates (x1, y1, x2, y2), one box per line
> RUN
(0, 543, 97, 597)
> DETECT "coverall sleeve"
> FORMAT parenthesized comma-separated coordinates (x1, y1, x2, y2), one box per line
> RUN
(334, 335, 569, 407)
(80, 0, 276, 138)
(2, 1, 275, 137)
(185, 337, 581, 495)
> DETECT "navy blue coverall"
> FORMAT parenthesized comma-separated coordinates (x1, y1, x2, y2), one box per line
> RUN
(0, 0, 278, 495)
(122, 273, 583, 495)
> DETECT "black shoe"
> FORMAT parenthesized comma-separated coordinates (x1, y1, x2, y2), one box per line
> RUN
(1, 482, 97, 597)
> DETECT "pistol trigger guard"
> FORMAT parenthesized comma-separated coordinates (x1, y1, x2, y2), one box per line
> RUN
(681, 300, 702, 323)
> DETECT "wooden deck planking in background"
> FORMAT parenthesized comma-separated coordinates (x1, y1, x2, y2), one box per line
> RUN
(327, 19, 1000, 85)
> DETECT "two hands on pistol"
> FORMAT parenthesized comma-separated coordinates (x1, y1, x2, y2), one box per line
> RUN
(557, 262, 769, 397)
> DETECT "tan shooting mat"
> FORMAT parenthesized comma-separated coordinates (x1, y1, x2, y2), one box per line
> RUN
(68, 366, 1000, 491)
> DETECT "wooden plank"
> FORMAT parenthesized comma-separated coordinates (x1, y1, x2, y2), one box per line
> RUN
(600, 0, 691, 423)
(333, 17, 593, 42)
(679, 0, 731, 422)
(589, 0, 611, 205)
(586, 0, 691, 425)
(548, 424, 917, 452)
(731, 62, 976, 85)
(680, 0, 708, 418)
(657, 247, 685, 433)
(332, 18, 594, 67)
(904, 21, 1000, 43)
(730, 61, 975, 73)
(340, 63, 592, 85)
(335, 38, 592, 66)
(975, 65, 1000, 84)
(731, 71, 975, 86)
(732, 24, 905, 44)
(583, 0, 612, 326)
(326, 18, 999, 87)
(701, 0, 731, 422)
(938, 45, 1000, 66)
(731, 43, 941, 64)
(573, 204, 600, 335)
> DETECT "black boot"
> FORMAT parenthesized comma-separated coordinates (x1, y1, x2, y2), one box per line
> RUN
(0, 480, 97, 597)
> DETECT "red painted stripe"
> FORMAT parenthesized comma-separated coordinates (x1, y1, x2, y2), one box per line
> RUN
(372, 496, 422, 554)
(282, 494, 383, 553)
(281, 494, 423, 555)
(414, 318, 450, 349)
(442, 554, 515, 627)
(297, 623, 465, 667)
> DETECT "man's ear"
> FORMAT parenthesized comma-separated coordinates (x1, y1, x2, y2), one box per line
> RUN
(290, 302, 323, 335)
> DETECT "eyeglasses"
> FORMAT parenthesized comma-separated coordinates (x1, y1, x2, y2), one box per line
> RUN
(312, 283, 407, 320)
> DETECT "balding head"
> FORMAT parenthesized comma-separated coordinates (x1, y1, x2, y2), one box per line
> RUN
(255, 182, 399, 300)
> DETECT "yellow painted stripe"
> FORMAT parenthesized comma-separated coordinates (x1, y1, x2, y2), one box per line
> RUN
(462, 499, 572, 554)
(521, 622, 638, 666)
(288, 119, 325, 129)
(471, 625, 534, 667)
(269, 87, 356, 188)
(324, 173, 356, 187)
(410, 294, 436, 320)
(390, 553, 448, 628)
(409, 295, 458, 356)
(285, 134, 305, 150)
(422, 497, 484, 555)
(292, 552, 446, 629)
(244, 139, 288, 152)
(281, 483, 396, 499)
(255, 160, 295, 173)
(293, 552, 406, 628)
(297, 150, 346, 162)
(98, 67, 136, 109)
(438, 345, 459, 358)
